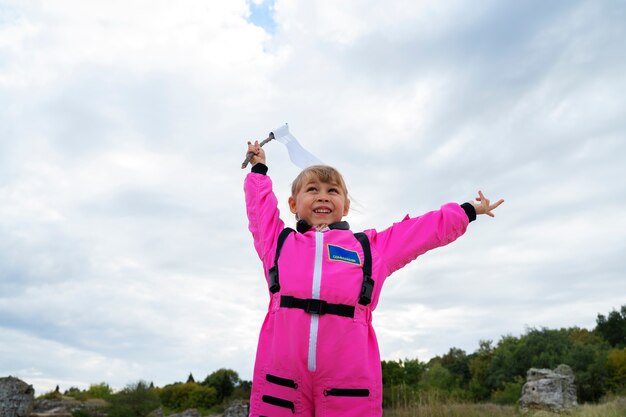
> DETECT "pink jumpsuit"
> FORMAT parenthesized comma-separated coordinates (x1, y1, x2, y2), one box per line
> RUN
(245, 167, 472, 417)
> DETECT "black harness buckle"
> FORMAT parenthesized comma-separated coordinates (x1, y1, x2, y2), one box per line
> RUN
(268, 266, 280, 293)
(359, 276, 374, 305)
(305, 298, 327, 315)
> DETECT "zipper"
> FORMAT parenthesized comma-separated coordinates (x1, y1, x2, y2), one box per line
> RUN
(262, 395, 295, 413)
(324, 388, 370, 397)
(266, 373, 298, 389)
(307, 231, 324, 372)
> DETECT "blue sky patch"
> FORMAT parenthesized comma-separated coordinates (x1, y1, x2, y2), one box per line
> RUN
(247, 0, 276, 34)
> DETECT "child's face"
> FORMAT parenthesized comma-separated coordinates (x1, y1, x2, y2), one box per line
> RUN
(288, 178, 350, 227)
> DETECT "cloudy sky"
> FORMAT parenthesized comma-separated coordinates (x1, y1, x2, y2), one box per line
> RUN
(1, 0, 625, 395)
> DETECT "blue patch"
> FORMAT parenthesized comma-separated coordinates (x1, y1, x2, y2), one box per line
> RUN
(247, 0, 277, 34)
(327, 245, 361, 265)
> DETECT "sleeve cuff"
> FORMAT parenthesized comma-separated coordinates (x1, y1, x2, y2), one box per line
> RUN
(460, 202, 476, 223)
(251, 163, 268, 175)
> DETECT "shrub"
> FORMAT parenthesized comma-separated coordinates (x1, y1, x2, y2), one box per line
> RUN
(107, 381, 161, 417)
(158, 382, 218, 411)
(490, 376, 524, 405)
(201, 369, 240, 402)
(86, 383, 113, 400)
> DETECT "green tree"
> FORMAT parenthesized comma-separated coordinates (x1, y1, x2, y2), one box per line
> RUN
(403, 358, 426, 386)
(108, 381, 161, 417)
(478, 327, 610, 403)
(158, 382, 218, 411)
(381, 358, 425, 386)
(607, 348, 626, 393)
(468, 339, 494, 401)
(201, 369, 240, 402)
(419, 361, 455, 392)
(564, 337, 608, 402)
(490, 376, 524, 405)
(381, 360, 405, 386)
(381, 358, 425, 408)
(485, 334, 522, 390)
(86, 382, 113, 399)
(596, 305, 626, 348)
(440, 347, 470, 388)
(231, 379, 252, 401)
(64, 386, 86, 400)
(569, 327, 605, 346)
(485, 328, 580, 392)
(515, 328, 570, 370)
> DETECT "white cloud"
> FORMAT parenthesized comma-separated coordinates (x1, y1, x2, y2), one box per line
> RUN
(1, 0, 625, 396)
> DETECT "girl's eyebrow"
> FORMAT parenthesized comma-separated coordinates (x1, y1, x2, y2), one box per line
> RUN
(304, 180, 340, 189)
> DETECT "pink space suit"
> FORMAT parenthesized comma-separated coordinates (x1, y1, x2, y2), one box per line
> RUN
(244, 166, 474, 417)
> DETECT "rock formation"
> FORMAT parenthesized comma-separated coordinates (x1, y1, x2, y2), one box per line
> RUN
(31, 398, 108, 417)
(1, 375, 248, 417)
(164, 409, 201, 417)
(519, 364, 578, 413)
(0, 376, 35, 417)
(223, 400, 249, 417)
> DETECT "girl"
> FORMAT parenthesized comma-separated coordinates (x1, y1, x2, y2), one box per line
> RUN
(244, 140, 503, 417)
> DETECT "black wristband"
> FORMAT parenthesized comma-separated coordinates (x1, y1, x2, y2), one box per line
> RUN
(460, 202, 477, 222)
(251, 163, 268, 175)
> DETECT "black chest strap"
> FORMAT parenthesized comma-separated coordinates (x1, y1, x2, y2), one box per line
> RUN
(280, 295, 355, 318)
(268, 228, 375, 308)
(268, 227, 295, 294)
(354, 232, 374, 306)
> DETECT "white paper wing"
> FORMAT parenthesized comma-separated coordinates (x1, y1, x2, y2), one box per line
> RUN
(271, 123, 324, 169)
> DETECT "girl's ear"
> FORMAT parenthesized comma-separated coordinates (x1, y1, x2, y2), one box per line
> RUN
(288, 196, 298, 214)
(343, 199, 350, 216)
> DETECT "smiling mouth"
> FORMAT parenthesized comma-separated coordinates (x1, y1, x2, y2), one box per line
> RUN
(313, 208, 331, 214)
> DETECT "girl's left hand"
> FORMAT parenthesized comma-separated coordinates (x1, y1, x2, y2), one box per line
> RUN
(471, 191, 504, 217)
(247, 140, 266, 166)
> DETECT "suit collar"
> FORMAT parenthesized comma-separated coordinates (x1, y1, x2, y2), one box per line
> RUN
(296, 220, 350, 233)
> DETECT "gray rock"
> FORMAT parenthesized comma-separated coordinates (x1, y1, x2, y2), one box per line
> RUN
(31, 397, 108, 417)
(148, 406, 165, 417)
(0, 376, 35, 417)
(519, 364, 578, 413)
(223, 400, 249, 417)
(162, 400, 249, 417)
(167, 409, 201, 417)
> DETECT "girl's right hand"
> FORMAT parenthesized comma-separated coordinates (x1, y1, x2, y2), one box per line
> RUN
(247, 140, 266, 166)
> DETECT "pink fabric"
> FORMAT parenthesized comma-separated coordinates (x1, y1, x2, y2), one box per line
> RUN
(244, 172, 469, 417)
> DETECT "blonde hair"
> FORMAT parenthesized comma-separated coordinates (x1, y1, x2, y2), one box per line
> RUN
(290, 165, 349, 203)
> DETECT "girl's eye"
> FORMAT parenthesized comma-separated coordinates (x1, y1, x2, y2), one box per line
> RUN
(329, 188, 338, 193)
(306, 186, 317, 192)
